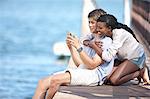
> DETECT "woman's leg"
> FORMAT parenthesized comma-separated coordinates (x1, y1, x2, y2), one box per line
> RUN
(32, 72, 71, 99)
(140, 66, 150, 85)
(104, 67, 118, 84)
(104, 59, 123, 84)
(109, 60, 140, 85)
(107, 67, 118, 79)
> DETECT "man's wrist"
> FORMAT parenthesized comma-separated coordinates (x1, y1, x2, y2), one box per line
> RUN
(77, 47, 83, 53)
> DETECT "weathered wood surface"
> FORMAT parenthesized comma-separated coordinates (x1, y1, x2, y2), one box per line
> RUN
(54, 80, 150, 99)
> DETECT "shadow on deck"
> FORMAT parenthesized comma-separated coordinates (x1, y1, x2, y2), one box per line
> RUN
(54, 80, 150, 99)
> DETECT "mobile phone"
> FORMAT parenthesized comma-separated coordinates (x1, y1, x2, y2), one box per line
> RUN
(71, 33, 75, 38)
(69, 33, 72, 36)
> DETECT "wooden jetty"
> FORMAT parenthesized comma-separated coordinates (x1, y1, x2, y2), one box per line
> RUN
(54, 0, 150, 98)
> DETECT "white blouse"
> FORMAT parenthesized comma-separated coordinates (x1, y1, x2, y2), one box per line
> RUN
(102, 28, 144, 61)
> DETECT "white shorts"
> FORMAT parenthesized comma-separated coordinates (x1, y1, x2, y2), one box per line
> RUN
(66, 68, 100, 86)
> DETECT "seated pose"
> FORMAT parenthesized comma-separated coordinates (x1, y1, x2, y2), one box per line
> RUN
(94, 14, 150, 85)
(32, 9, 115, 99)
(32, 33, 114, 99)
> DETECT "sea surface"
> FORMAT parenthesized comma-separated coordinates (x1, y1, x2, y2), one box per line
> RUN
(0, 0, 123, 98)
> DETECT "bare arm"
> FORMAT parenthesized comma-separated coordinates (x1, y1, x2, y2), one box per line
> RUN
(89, 41, 103, 57)
(82, 34, 103, 57)
(67, 34, 102, 69)
(66, 33, 83, 67)
(69, 46, 83, 67)
(78, 50, 102, 69)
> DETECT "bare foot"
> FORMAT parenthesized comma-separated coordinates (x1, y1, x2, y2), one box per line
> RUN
(143, 81, 150, 85)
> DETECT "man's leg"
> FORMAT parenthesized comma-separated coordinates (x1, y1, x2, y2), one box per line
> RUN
(32, 72, 71, 99)
(32, 76, 51, 99)
(45, 72, 71, 99)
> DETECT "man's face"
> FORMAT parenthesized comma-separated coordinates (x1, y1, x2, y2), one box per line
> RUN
(89, 18, 97, 33)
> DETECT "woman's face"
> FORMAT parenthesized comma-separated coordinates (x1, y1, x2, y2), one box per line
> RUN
(89, 18, 97, 33)
(96, 21, 112, 37)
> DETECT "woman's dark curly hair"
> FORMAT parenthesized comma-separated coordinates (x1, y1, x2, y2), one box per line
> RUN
(97, 14, 138, 41)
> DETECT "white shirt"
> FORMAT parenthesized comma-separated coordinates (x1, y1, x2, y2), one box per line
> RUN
(80, 34, 114, 82)
(102, 29, 144, 61)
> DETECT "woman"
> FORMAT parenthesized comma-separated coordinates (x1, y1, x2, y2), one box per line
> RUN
(94, 14, 150, 85)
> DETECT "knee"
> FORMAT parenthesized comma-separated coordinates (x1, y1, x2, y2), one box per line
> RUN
(49, 76, 60, 88)
(37, 78, 48, 91)
(37, 76, 59, 90)
(110, 76, 120, 86)
(37, 75, 60, 91)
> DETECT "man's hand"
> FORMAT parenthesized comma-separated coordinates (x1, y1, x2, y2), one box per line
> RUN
(66, 32, 72, 49)
(66, 32, 80, 49)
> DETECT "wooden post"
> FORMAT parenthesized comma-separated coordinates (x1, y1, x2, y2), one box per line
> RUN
(124, 0, 131, 26)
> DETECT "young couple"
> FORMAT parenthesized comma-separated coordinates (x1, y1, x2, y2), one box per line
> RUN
(33, 9, 150, 99)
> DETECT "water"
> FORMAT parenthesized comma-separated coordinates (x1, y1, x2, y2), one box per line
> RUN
(0, 0, 123, 98)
